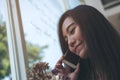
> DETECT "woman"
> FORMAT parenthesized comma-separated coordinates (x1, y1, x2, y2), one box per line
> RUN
(54, 5, 120, 80)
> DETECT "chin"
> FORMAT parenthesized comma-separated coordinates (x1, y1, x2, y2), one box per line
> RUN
(79, 53, 88, 59)
(79, 49, 88, 59)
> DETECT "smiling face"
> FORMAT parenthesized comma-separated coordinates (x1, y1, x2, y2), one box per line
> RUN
(62, 17, 88, 59)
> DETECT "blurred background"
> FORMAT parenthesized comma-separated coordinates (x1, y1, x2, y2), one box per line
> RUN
(0, 0, 120, 80)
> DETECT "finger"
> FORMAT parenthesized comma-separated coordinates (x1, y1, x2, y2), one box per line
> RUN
(55, 56, 64, 68)
(52, 69, 59, 75)
(55, 68, 64, 73)
(55, 63, 64, 69)
(74, 63, 80, 74)
(57, 55, 64, 63)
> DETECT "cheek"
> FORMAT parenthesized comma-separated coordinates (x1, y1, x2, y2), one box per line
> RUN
(75, 29, 83, 40)
(79, 44, 88, 59)
(68, 46, 74, 53)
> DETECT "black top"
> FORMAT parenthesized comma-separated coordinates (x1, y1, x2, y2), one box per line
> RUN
(77, 58, 91, 80)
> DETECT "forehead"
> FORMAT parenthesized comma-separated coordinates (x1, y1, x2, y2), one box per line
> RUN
(62, 17, 74, 31)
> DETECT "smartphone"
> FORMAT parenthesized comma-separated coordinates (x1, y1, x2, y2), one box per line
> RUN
(62, 50, 80, 69)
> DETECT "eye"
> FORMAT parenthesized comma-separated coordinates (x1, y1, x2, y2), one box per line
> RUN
(70, 27, 75, 35)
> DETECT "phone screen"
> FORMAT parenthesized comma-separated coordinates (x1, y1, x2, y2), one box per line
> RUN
(63, 50, 80, 69)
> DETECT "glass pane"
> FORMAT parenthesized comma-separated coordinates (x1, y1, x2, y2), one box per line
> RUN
(68, 0, 80, 9)
(101, 0, 120, 9)
(0, 0, 12, 80)
(19, 0, 62, 70)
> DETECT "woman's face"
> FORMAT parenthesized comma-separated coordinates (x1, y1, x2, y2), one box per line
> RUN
(62, 17, 88, 59)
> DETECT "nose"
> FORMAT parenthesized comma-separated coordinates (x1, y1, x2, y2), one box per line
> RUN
(68, 37, 75, 48)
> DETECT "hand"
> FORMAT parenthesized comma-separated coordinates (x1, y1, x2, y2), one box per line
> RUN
(54, 56, 80, 80)
(54, 56, 70, 74)
(67, 63, 80, 80)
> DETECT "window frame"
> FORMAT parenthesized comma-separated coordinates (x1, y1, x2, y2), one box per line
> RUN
(4, 0, 28, 80)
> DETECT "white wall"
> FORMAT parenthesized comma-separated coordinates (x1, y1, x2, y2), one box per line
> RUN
(83, 0, 106, 16)
(83, 0, 120, 17)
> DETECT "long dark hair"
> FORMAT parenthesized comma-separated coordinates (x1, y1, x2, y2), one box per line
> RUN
(58, 5, 120, 80)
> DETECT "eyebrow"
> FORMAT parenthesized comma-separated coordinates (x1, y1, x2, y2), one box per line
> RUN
(66, 23, 75, 32)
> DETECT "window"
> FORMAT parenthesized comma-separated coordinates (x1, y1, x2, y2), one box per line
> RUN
(4, 0, 27, 80)
(101, 0, 120, 9)
(19, 0, 63, 69)
(19, 0, 80, 70)
(4, 0, 81, 79)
